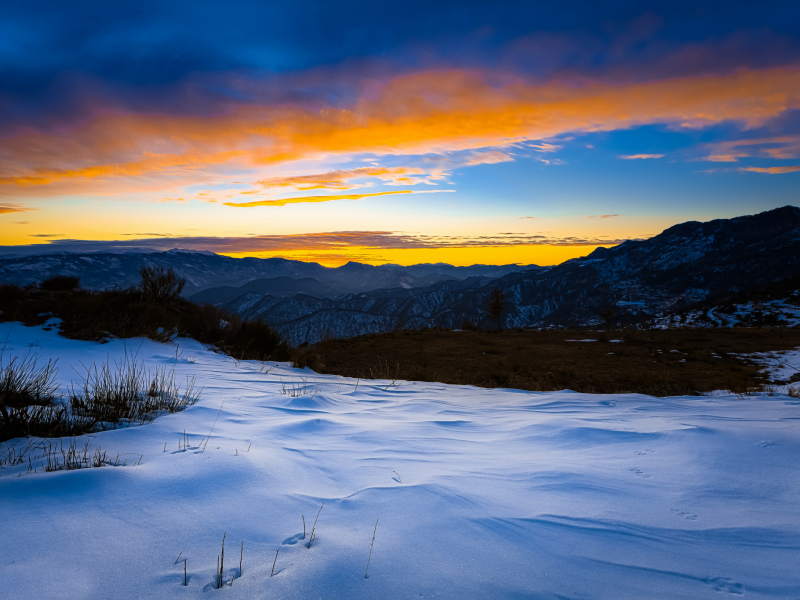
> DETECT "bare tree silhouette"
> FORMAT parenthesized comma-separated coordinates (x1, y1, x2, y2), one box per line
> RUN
(485, 288, 506, 331)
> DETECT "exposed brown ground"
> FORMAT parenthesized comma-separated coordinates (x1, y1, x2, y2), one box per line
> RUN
(309, 328, 800, 396)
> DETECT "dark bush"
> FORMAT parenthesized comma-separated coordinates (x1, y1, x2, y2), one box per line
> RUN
(220, 318, 290, 361)
(138, 265, 186, 302)
(290, 345, 323, 371)
(1, 270, 292, 376)
(0, 353, 63, 441)
(485, 287, 506, 330)
(459, 317, 478, 331)
(39, 275, 80, 292)
(0, 283, 24, 306)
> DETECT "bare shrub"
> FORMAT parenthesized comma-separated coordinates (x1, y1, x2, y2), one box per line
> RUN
(40, 275, 80, 292)
(290, 344, 323, 371)
(0, 283, 291, 362)
(484, 288, 505, 331)
(460, 317, 478, 331)
(407, 363, 437, 382)
(0, 283, 24, 306)
(0, 353, 59, 409)
(138, 265, 186, 302)
(600, 308, 615, 332)
(0, 353, 66, 441)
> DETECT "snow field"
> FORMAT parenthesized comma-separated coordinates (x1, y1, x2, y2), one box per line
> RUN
(1, 322, 799, 599)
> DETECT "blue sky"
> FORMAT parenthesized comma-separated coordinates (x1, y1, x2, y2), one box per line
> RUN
(1, 1, 798, 264)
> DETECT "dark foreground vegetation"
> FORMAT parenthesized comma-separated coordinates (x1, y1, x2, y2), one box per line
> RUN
(308, 327, 800, 397)
(0, 267, 290, 361)
(0, 268, 289, 442)
(0, 350, 200, 442)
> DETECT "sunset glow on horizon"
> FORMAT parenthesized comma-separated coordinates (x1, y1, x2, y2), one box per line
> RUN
(1, 1, 798, 266)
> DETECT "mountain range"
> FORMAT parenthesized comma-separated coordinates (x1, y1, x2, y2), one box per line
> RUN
(223, 206, 800, 344)
(0, 250, 534, 298)
(2, 206, 798, 345)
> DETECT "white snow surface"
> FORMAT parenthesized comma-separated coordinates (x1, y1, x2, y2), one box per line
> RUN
(2, 323, 800, 599)
(743, 348, 800, 383)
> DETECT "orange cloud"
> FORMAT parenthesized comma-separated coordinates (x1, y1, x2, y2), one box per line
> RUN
(0, 66, 798, 196)
(255, 166, 421, 192)
(739, 165, 800, 174)
(0, 230, 635, 255)
(0, 203, 34, 214)
(224, 190, 414, 207)
(618, 154, 664, 159)
(700, 136, 800, 162)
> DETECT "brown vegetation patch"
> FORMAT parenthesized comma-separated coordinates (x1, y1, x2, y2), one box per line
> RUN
(311, 328, 800, 396)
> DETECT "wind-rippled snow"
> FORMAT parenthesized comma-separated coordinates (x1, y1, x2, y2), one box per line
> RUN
(1, 322, 799, 599)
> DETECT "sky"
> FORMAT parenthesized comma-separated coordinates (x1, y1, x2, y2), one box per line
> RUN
(1, 0, 799, 266)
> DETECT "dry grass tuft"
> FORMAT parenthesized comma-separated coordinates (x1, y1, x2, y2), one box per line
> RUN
(0, 348, 201, 442)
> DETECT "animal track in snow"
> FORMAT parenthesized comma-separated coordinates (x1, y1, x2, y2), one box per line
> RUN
(629, 468, 651, 478)
(634, 449, 655, 456)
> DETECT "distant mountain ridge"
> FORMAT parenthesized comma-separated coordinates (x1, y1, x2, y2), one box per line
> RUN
(4, 206, 798, 345)
(220, 206, 800, 344)
(0, 249, 537, 298)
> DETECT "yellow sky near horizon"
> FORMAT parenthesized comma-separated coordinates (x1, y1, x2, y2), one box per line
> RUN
(218, 244, 609, 267)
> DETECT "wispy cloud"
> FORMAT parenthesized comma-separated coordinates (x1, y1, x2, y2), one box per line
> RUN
(529, 143, 561, 153)
(0, 231, 640, 256)
(739, 165, 800, 174)
(0, 203, 34, 214)
(587, 214, 620, 219)
(255, 167, 421, 192)
(224, 190, 416, 207)
(461, 150, 514, 166)
(699, 136, 800, 163)
(618, 154, 664, 160)
(1, 66, 798, 197)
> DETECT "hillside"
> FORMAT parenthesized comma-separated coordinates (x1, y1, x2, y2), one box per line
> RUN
(223, 206, 800, 344)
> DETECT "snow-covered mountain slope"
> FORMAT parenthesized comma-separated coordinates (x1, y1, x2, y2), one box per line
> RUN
(1, 322, 799, 599)
(647, 296, 800, 329)
(221, 206, 800, 343)
(0, 250, 535, 298)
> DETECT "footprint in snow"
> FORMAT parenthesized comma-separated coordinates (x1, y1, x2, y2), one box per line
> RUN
(282, 533, 305, 546)
(635, 449, 655, 455)
(671, 509, 698, 520)
(629, 468, 651, 478)
(703, 576, 743, 595)
(599, 400, 616, 407)
(757, 440, 777, 448)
